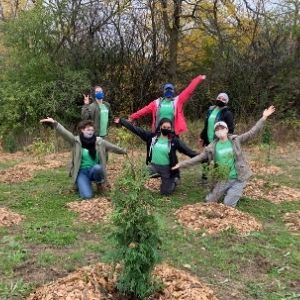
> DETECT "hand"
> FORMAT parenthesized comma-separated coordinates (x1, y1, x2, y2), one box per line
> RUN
(172, 164, 180, 170)
(83, 94, 90, 105)
(127, 117, 133, 123)
(262, 105, 275, 120)
(114, 117, 120, 124)
(40, 117, 55, 124)
(199, 75, 206, 80)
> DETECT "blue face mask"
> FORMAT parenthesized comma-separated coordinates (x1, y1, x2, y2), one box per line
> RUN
(95, 91, 104, 100)
(164, 89, 174, 98)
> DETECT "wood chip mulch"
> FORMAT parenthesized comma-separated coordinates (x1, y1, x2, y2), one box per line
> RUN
(283, 211, 300, 234)
(145, 178, 161, 192)
(0, 153, 68, 183)
(66, 198, 112, 224)
(244, 178, 300, 203)
(0, 207, 23, 227)
(249, 160, 283, 175)
(27, 263, 218, 300)
(175, 203, 262, 235)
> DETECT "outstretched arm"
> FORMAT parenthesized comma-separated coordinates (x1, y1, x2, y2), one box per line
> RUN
(129, 101, 156, 121)
(238, 106, 275, 143)
(103, 139, 127, 155)
(114, 118, 152, 142)
(176, 139, 199, 158)
(178, 74, 206, 105)
(172, 150, 208, 170)
(40, 117, 75, 144)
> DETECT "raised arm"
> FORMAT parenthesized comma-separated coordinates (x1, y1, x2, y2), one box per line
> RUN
(40, 117, 75, 144)
(81, 94, 92, 120)
(178, 74, 206, 105)
(115, 118, 152, 142)
(129, 100, 156, 121)
(238, 106, 275, 143)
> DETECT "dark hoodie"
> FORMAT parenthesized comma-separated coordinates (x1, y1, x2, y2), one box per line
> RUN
(119, 118, 198, 177)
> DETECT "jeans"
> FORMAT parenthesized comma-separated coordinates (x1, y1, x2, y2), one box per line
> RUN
(148, 164, 175, 196)
(76, 164, 104, 199)
(205, 179, 247, 207)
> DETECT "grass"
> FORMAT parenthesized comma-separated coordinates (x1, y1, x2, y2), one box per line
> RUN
(0, 146, 299, 299)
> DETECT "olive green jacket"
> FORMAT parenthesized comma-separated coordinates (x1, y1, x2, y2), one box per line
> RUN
(81, 101, 111, 136)
(54, 122, 126, 183)
(178, 117, 266, 181)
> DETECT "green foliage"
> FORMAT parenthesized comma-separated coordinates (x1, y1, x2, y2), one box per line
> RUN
(24, 138, 55, 163)
(203, 162, 231, 187)
(110, 162, 161, 299)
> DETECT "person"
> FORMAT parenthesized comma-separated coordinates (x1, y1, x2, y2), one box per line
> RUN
(128, 75, 206, 135)
(114, 117, 199, 196)
(81, 85, 111, 138)
(40, 118, 126, 199)
(172, 106, 275, 207)
(199, 92, 234, 146)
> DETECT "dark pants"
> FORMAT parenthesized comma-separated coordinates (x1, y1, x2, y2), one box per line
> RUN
(148, 164, 175, 196)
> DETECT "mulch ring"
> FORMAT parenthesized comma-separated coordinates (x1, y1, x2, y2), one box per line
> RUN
(0, 207, 23, 227)
(0, 152, 69, 184)
(244, 178, 300, 203)
(27, 263, 218, 300)
(283, 211, 300, 234)
(249, 160, 283, 175)
(175, 203, 262, 235)
(66, 198, 112, 224)
(145, 178, 161, 192)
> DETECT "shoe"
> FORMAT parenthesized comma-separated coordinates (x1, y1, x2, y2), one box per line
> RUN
(96, 183, 107, 193)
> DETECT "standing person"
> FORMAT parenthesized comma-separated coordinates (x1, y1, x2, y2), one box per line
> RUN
(199, 92, 234, 146)
(81, 85, 111, 138)
(114, 117, 199, 196)
(128, 75, 206, 135)
(173, 106, 275, 207)
(40, 118, 126, 199)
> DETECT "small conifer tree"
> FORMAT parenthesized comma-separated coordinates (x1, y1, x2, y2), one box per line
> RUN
(110, 161, 161, 299)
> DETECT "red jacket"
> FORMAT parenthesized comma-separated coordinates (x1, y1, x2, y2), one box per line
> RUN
(129, 75, 205, 135)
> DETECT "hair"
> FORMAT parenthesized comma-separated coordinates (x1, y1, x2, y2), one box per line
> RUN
(158, 118, 173, 128)
(94, 84, 102, 89)
(77, 120, 95, 131)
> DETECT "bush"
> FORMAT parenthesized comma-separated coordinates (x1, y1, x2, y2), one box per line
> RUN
(110, 161, 161, 299)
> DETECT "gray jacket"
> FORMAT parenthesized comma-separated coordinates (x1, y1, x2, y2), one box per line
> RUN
(81, 101, 111, 136)
(54, 122, 126, 183)
(178, 117, 266, 181)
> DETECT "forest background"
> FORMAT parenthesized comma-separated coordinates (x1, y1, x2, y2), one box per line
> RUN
(0, 0, 299, 150)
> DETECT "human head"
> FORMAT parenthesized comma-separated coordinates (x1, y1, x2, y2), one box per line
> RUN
(163, 83, 175, 99)
(94, 85, 104, 100)
(214, 121, 228, 139)
(215, 93, 229, 107)
(158, 118, 173, 136)
(78, 120, 95, 138)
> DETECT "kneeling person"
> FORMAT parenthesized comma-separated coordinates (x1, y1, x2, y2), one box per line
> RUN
(173, 106, 275, 207)
(40, 118, 126, 199)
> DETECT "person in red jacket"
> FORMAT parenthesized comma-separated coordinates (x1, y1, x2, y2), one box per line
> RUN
(128, 75, 206, 135)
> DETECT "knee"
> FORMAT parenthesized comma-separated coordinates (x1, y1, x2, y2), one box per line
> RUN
(223, 198, 238, 207)
(93, 164, 103, 172)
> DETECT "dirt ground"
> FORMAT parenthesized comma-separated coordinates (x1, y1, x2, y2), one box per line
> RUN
(244, 178, 300, 204)
(66, 198, 112, 224)
(27, 263, 218, 300)
(283, 211, 300, 234)
(0, 152, 69, 184)
(0, 207, 23, 227)
(175, 203, 262, 235)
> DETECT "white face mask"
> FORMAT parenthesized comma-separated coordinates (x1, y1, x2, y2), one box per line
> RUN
(215, 128, 228, 139)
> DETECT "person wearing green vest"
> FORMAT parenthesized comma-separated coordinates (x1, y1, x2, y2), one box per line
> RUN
(173, 106, 275, 207)
(81, 85, 111, 138)
(40, 118, 126, 199)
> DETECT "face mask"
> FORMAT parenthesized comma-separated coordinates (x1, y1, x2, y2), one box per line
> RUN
(83, 131, 95, 139)
(215, 128, 228, 139)
(216, 100, 226, 107)
(161, 128, 172, 136)
(95, 91, 104, 100)
(164, 89, 174, 98)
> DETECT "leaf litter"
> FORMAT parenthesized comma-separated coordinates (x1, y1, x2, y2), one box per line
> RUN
(27, 263, 218, 300)
(66, 198, 112, 224)
(283, 211, 300, 234)
(0, 207, 23, 227)
(175, 203, 262, 235)
(244, 178, 300, 203)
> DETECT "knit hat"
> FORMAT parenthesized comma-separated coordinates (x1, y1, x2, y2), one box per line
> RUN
(216, 93, 229, 104)
(214, 121, 228, 130)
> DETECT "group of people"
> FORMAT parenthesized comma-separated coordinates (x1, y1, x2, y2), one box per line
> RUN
(40, 74, 275, 207)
